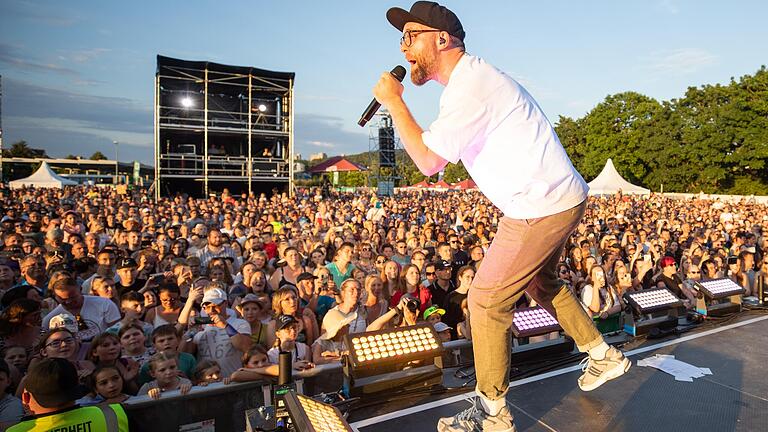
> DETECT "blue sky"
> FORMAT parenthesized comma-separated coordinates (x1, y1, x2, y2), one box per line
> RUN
(1, 0, 766, 164)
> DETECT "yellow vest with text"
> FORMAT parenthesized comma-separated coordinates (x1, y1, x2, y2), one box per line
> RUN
(8, 403, 128, 432)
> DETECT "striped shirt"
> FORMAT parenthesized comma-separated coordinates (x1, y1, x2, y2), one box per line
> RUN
(196, 245, 240, 272)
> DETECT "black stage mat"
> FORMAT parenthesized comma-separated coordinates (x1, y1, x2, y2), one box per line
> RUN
(352, 315, 768, 432)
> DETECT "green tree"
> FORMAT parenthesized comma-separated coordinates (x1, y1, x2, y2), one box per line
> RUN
(578, 91, 661, 185)
(3, 141, 48, 158)
(90, 151, 108, 160)
(442, 161, 470, 183)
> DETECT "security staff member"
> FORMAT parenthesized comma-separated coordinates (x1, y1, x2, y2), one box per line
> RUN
(9, 358, 129, 432)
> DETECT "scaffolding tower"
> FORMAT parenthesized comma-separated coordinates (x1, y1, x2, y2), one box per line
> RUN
(154, 56, 295, 199)
(367, 111, 402, 196)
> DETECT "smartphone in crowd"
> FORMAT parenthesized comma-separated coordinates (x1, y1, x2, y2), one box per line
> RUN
(643, 253, 652, 262)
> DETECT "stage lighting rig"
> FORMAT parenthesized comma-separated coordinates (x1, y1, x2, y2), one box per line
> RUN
(511, 306, 561, 338)
(623, 288, 684, 336)
(693, 278, 745, 316)
(283, 391, 354, 432)
(342, 324, 444, 398)
(510, 306, 573, 362)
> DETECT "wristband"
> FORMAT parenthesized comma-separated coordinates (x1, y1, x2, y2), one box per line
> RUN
(225, 323, 239, 337)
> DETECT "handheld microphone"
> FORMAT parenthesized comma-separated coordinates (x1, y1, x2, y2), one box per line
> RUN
(358, 65, 407, 127)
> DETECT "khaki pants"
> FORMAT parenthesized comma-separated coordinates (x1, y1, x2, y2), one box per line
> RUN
(468, 200, 602, 400)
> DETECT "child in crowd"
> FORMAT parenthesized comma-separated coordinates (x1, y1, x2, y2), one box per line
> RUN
(139, 351, 192, 400)
(434, 321, 453, 343)
(268, 315, 313, 370)
(138, 324, 196, 385)
(107, 292, 154, 344)
(235, 293, 270, 348)
(192, 360, 231, 385)
(87, 333, 140, 394)
(119, 321, 154, 367)
(78, 365, 131, 405)
(0, 359, 24, 429)
(423, 305, 446, 326)
(230, 345, 306, 383)
(3, 346, 29, 376)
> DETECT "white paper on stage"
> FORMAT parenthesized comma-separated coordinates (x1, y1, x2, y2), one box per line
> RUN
(637, 354, 713, 382)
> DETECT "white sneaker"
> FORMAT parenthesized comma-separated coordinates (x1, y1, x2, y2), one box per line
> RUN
(437, 397, 516, 432)
(578, 346, 631, 392)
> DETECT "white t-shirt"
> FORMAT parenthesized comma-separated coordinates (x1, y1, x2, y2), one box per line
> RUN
(43, 295, 121, 342)
(421, 54, 588, 219)
(193, 316, 251, 377)
(580, 284, 619, 315)
(267, 343, 310, 364)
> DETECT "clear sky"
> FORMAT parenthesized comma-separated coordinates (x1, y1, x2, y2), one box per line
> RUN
(1, 0, 766, 164)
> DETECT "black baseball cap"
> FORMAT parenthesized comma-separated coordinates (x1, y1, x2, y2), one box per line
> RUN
(117, 257, 138, 270)
(276, 314, 298, 331)
(387, 1, 465, 41)
(435, 259, 452, 270)
(24, 358, 86, 408)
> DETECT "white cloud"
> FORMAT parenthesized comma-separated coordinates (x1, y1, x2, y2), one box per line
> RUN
(59, 48, 111, 63)
(642, 48, 717, 76)
(307, 140, 336, 149)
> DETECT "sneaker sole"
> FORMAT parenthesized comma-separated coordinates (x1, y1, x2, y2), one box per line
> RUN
(578, 357, 631, 392)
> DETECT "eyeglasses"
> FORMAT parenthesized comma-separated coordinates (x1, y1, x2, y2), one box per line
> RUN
(400, 29, 441, 47)
(46, 337, 75, 349)
(426, 272, 436, 276)
(376, 260, 386, 264)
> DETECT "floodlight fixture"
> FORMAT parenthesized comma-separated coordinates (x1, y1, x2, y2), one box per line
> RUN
(283, 391, 354, 432)
(509, 306, 573, 363)
(622, 287, 683, 336)
(346, 324, 443, 370)
(258, 103, 268, 112)
(180, 97, 193, 108)
(624, 288, 684, 315)
(342, 323, 444, 398)
(511, 306, 562, 338)
(693, 278, 745, 316)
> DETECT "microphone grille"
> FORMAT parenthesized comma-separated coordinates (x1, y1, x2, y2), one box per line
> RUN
(391, 65, 407, 82)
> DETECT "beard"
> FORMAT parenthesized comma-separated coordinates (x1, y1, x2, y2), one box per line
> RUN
(410, 50, 437, 86)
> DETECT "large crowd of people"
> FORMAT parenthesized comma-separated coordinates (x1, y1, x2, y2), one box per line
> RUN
(0, 184, 766, 428)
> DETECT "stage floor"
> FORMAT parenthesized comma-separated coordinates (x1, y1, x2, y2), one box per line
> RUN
(350, 314, 768, 432)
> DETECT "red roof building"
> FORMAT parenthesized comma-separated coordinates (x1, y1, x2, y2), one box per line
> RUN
(308, 156, 368, 174)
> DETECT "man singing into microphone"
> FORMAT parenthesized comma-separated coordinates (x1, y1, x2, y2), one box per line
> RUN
(372, 2, 630, 431)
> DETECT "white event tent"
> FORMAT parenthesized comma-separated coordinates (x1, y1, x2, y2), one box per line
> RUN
(587, 158, 650, 196)
(8, 162, 78, 189)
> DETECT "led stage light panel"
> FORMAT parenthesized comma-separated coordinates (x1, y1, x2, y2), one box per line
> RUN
(696, 278, 746, 299)
(511, 306, 562, 338)
(284, 392, 353, 432)
(346, 324, 443, 368)
(624, 288, 684, 314)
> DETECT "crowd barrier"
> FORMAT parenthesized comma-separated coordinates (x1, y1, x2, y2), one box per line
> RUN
(122, 340, 474, 431)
